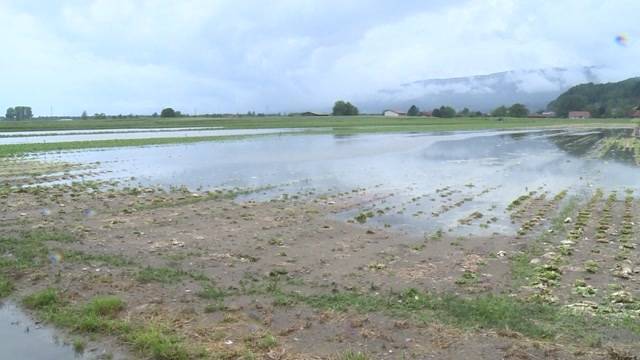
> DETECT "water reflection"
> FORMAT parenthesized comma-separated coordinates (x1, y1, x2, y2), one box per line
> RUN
(0, 301, 85, 359)
(32, 129, 640, 235)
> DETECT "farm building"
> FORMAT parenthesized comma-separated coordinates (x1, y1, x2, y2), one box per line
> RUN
(541, 111, 556, 118)
(632, 107, 640, 118)
(419, 111, 433, 117)
(300, 112, 328, 116)
(568, 111, 591, 119)
(383, 110, 405, 117)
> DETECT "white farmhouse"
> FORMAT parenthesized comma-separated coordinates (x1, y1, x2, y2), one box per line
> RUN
(383, 110, 405, 117)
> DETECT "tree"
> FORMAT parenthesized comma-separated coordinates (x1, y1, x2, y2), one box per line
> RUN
(5, 107, 16, 120)
(332, 100, 359, 116)
(432, 105, 456, 118)
(459, 107, 470, 117)
(553, 94, 588, 117)
(81, 111, 88, 120)
(407, 105, 420, 116)
(508, 103, 529, 117)
(152, 112, 159, 117)
(160, 107, 177, 118)
(6, 106, 33, 120)
(491, 106, 508, 117)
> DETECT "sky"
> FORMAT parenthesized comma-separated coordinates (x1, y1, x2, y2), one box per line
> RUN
(0, 0, 638, 116)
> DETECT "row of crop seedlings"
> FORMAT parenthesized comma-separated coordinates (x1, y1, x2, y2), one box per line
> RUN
(569, 189, 639, 317)
(509, 190, 544, 221)
(619, 189, 635, 245)
(516, 190, 568, 237)
(566, 189, 604, 242)
(594, 191, 617, 243)
(529, 189, 603, 304)
(600, 189, 640, 317)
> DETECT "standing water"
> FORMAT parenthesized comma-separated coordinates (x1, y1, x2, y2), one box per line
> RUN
(0, 301, 119, 359)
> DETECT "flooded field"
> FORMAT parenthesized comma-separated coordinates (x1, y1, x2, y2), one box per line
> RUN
(2, 127, 640, 359)
(23, 128, 640, 236)
(0, 127, 301, 145)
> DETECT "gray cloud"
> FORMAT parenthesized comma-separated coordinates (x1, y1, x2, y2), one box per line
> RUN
(0, 0, 637, 115)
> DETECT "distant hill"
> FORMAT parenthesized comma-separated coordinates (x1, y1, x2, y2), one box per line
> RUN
(361, 67, 601, 113)
(547, 77, 640, 117)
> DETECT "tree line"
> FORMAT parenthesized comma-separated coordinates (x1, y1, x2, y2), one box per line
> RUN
(401, 103, 529, 118)
(5, 106, 33, 120)
(548, 77, 640, 117)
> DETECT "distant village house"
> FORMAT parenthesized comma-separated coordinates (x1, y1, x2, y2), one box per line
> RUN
(383, 110, 406, 117)
(568, 111, 591, 119)
(300, 111, 328, 116)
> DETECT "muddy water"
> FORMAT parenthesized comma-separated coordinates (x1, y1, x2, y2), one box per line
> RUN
(0, 301, 91, 359)
(32, 128, 640, 235)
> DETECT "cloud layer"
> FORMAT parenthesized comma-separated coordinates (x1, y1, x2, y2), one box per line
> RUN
(0, 0, 637, 115)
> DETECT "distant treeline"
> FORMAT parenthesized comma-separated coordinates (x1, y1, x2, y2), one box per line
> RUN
(548, 77, 640, 117)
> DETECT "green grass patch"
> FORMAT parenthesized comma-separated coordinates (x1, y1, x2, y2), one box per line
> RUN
(72, 338, 86, 353)
(23, 288, 63, 310)
(256, 333, 278, 350)
(136, 267, 188, 284)
(0, 274, 14, 297)
(274, 287, 640, 344)
(23, 290, 199, 360)
(0, 230, 76, 273)
(196, 285, 226, 300)
(339, 350, 370, 360)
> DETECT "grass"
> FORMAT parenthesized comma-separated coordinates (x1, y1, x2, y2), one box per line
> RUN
(23, 288, 62, 309)
(257, 284, 639, 345)
(65, 251, 134, 267)
(197, 285, 227, 300)
(256, 333, 278, 350)
(0, 230, 75, 273)
(22, 289, 197, 360)
(136, 266, 209, 284)
(72, 338, 86, 353)
(339, 350, 369, 360)
(136, 267, 189, 284)
(0, 274, 14, 297)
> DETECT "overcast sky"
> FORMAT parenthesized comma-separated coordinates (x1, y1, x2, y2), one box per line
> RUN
(0, 0, 638, 116)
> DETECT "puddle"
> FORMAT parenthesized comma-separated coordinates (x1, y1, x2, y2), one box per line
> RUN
(26, 128, 640, 235)
(0, 301, 115, 359)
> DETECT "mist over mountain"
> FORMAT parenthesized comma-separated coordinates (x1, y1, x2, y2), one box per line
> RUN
(360, 67, 602, 113)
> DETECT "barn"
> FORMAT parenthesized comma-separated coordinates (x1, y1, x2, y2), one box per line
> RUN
(383, 110, 405, 117)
